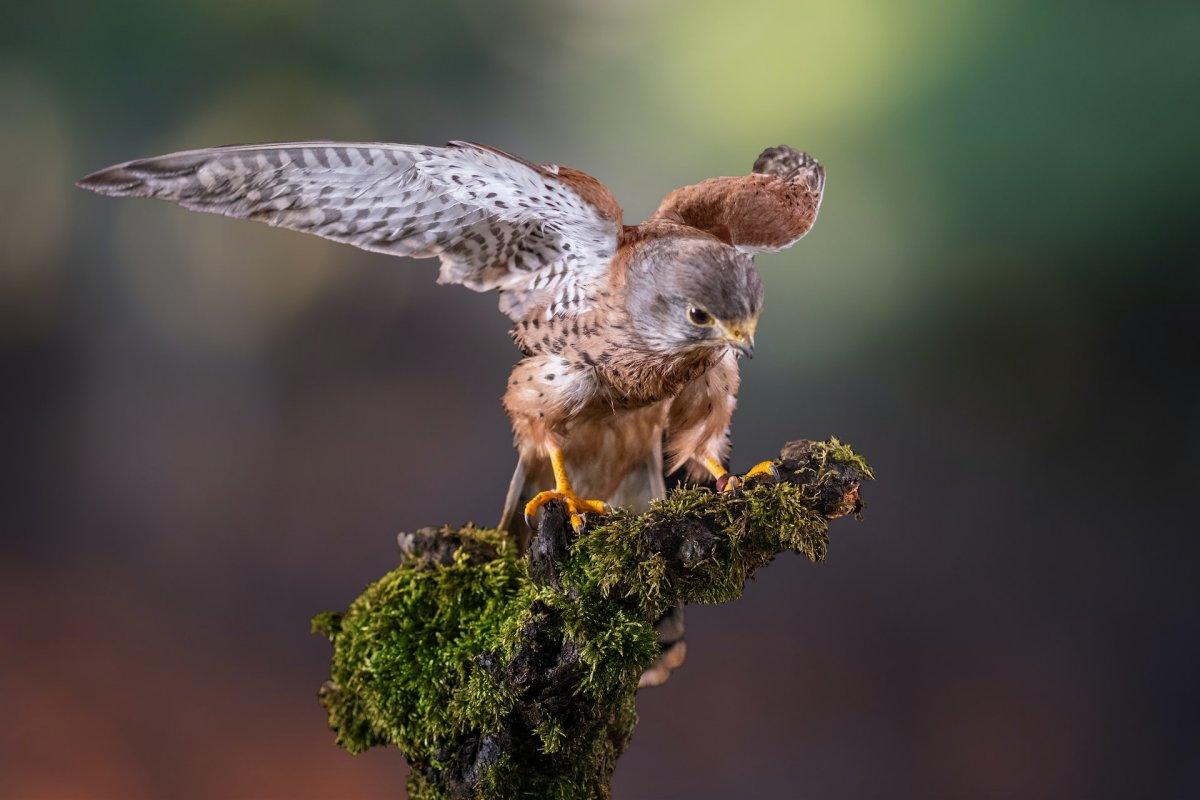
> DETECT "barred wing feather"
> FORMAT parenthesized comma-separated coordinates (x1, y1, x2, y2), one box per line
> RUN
(77, 140, 621, 321)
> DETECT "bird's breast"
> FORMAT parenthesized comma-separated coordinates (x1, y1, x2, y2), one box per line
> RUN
(592, 348, 719, 409)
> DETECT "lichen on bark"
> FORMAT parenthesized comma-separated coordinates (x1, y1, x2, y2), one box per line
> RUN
(313, 438, 872, 799)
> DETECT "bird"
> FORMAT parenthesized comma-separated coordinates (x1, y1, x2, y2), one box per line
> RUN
(77, 140, 823, 538)
(78, 140, 825, 687)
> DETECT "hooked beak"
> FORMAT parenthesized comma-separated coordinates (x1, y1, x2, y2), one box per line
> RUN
(731, 337, 755, 359)
(723, 322, 756, 359)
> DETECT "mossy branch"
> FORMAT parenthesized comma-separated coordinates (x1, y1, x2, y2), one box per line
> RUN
(313, 438, 872, 800)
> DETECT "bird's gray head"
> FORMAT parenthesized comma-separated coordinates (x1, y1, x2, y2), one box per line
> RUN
(626, 236, 764, 357)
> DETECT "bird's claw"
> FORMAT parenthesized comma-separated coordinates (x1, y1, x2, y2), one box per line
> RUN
(524, 490, 608, 532)
(717, 460, 781, 493)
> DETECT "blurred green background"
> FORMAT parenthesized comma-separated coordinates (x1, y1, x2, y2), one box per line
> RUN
(3, 1, 1198, 797)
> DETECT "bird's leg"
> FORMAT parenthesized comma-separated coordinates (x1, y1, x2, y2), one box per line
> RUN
(703, 455, 781, 492)
(703, 456, 730, 487)
(523, 446, 608, 532)
(742, 460, 781, 481)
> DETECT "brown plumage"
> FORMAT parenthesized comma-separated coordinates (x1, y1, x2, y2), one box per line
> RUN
(498, 150, 824, 540)
(77, 141, 824, 683)
(77, 140, 824, 532)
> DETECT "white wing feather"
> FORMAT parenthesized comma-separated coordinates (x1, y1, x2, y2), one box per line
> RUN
(77, 141, 620, 321)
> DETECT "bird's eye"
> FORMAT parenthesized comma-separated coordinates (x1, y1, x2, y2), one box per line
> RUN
(687, 306, 714, 327)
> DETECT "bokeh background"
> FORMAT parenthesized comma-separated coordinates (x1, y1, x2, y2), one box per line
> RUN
(3, 1, 1198, 797)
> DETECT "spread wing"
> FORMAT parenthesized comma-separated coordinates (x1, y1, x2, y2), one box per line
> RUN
(77, 140, 622, 321)
(651, 144, 824, 254)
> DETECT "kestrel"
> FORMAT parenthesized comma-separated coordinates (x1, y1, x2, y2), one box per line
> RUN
(77, 141, 825, 541)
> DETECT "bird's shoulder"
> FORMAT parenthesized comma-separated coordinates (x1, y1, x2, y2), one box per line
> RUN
(551, 164, 622, 224)
(617, 218, 730, 250)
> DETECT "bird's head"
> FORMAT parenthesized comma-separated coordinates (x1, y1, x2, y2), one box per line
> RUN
(627, 237, 763, 358)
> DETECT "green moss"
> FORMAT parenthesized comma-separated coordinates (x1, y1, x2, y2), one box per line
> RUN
(314, 439, 871, 799)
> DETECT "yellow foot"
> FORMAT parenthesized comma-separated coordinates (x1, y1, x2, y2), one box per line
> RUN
(524, 490, 608, 532)
(716, 460, 781, 492)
